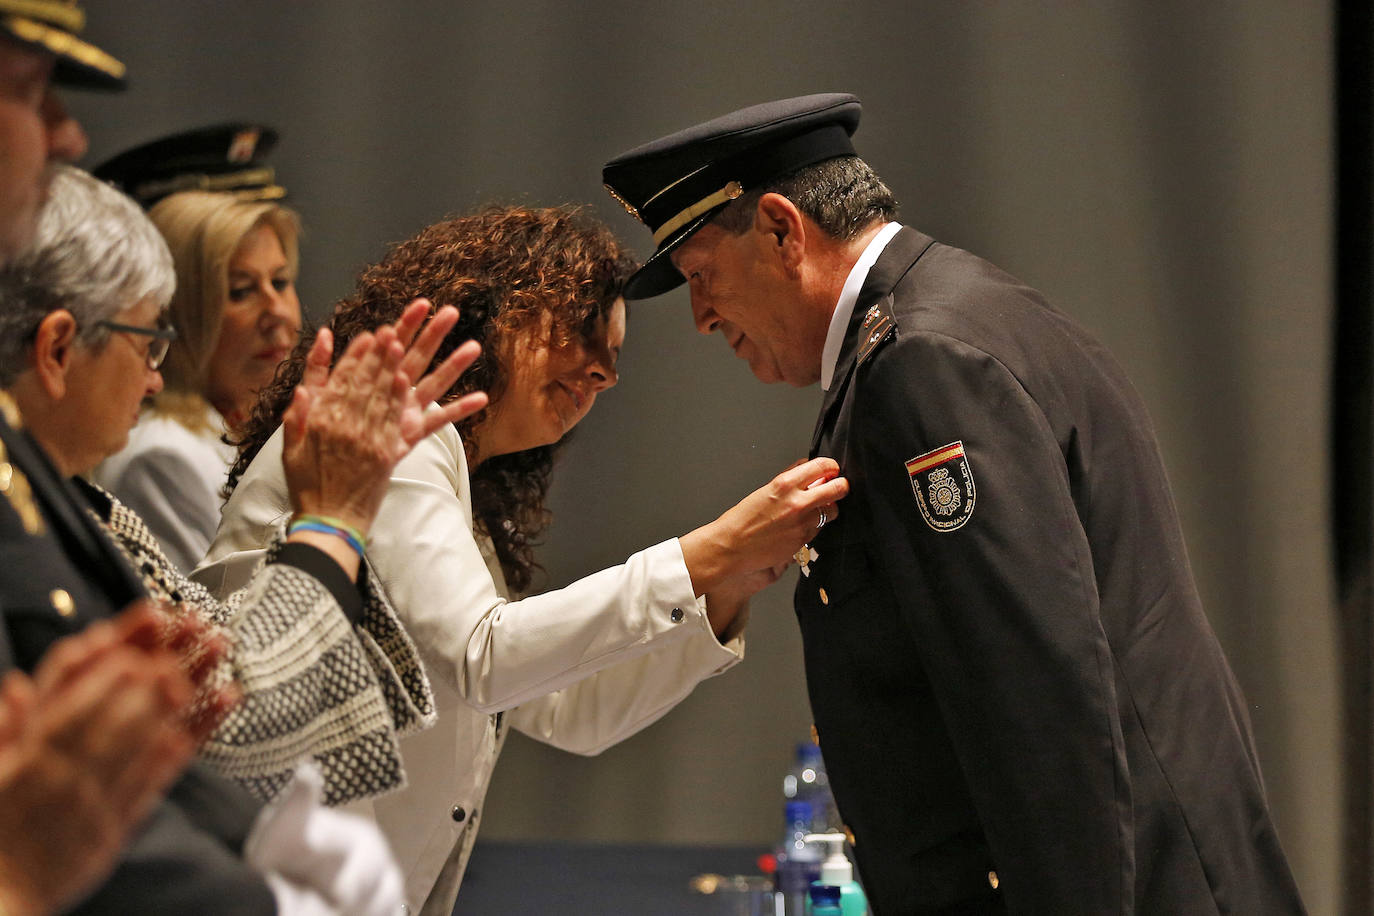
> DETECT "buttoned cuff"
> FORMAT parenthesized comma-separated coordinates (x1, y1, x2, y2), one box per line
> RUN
(662, 538, 744, 654)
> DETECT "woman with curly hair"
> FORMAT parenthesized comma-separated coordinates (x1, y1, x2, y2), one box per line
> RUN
(198, 205, 848, 913)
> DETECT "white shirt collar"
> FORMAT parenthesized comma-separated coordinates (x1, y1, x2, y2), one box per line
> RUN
(820, 221, 903, 390)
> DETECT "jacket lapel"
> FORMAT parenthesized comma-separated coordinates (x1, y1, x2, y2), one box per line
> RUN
(810, 227, 936, 456)
(0, 416, 145, 607)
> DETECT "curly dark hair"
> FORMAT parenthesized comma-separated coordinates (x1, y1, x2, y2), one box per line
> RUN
(228, 205, 638, 592)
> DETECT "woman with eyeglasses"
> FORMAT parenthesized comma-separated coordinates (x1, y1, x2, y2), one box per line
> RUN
(0, 163, 489, 807)
(93, 125, 305, 572)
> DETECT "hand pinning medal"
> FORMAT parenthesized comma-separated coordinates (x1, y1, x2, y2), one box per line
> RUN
(794, 476, 833, 576)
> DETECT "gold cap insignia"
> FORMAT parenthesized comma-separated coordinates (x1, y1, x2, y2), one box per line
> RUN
(603, 183, 642, 223)
(226, 127, 261, 164)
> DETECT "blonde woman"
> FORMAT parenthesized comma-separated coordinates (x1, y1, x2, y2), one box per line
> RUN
(95, 187, 303, 571)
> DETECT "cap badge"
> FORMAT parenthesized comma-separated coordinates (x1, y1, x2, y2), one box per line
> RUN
(906, 440, 975, 532)
(227, 127, 261, 164)
(603, 184, 642, 223)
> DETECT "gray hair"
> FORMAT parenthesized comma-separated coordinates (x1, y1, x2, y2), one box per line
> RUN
(0, 164, 176, 386)
(712, 155, 900, 241)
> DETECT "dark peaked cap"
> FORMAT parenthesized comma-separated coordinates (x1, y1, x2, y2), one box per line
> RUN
(602, 92, 862, 300)
(93, 124, 284, 209)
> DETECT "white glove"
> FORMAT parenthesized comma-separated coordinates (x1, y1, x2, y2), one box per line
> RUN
(245, 763, 405, 915)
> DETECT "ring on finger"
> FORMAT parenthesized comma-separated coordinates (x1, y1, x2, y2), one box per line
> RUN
(817, 510, 828, 529)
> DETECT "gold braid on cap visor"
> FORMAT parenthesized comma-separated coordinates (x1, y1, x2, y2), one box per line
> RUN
(2, 14, 125, 80)
(651, 180, 743, 246)
(131, 167, 283, 205)
(0, 0, 82, 31)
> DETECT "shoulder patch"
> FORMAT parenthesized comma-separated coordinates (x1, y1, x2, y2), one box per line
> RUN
(905, 440, 975, 531)
(856, 295, 896, 367)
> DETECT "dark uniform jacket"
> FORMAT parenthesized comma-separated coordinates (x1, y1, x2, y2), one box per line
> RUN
(796, 228, 1305, 915)
(0, 403, 276, 915)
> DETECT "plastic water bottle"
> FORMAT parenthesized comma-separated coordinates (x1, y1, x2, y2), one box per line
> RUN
(783, 742, 840, 833)
(775, 800, 822, 916)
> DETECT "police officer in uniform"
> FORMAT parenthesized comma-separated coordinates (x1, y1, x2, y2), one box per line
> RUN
(603, 94, 1306, 914)
(0, 4, 293, 912)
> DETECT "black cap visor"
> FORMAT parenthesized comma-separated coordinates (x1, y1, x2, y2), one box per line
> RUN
(622, 210, 716, 300)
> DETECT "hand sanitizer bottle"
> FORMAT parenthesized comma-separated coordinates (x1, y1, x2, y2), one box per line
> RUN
(804, 832, 869, 916)
(808, 883, 844, 916)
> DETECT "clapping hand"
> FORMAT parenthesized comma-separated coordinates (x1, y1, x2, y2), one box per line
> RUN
(0, 600, 233, 916)
(282, 298, 488, 534)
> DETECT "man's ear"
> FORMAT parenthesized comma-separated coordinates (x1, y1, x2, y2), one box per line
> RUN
(754, 193, 807, 273)
(29, 309, 79, 401)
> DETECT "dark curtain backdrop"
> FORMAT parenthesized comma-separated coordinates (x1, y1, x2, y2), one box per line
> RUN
(71, 3, 1338, 912)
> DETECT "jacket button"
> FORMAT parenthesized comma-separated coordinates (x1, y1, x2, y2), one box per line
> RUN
(670, 607, 684, 623)
(987, 870, 999, 890)
(819, 587, 829, 605)
(50, 589, 75, 617)
(451, 806, 466, 822)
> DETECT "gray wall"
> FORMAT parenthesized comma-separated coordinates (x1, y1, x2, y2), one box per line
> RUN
(73, 3, 1339, 912)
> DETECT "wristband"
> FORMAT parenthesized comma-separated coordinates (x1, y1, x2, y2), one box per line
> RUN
(287, 514, 367, 557)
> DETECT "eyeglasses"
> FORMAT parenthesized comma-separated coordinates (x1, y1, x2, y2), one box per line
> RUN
(96, 319, 178, 370)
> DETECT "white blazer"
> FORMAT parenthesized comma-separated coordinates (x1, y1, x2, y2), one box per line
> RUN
(196, 424, 743, 914)
(95, 402, 235, 573)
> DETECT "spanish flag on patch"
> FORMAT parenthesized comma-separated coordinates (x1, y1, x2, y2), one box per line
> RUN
(906, 440, 976, 532)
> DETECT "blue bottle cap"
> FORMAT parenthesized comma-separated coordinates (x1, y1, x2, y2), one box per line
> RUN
(785, 800, 814, 824)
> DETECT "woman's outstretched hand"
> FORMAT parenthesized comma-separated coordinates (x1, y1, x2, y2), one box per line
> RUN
(680, 456, 848, 608)
(282, 298, 488, 539)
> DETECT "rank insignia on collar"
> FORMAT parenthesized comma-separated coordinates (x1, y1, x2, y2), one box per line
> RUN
(906, 440, 975, 532)
(0, 391, 21, 428)
(857, 295, 895, 368)
(0, 442, 44, 536)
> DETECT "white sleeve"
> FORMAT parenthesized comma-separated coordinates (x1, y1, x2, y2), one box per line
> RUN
(366, 431, 740, 713)
(245, 765, 404, 916)
(507, 603, 744, 756)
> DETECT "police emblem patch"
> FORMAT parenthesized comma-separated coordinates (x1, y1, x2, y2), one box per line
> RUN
(906, 440, 975, 531)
